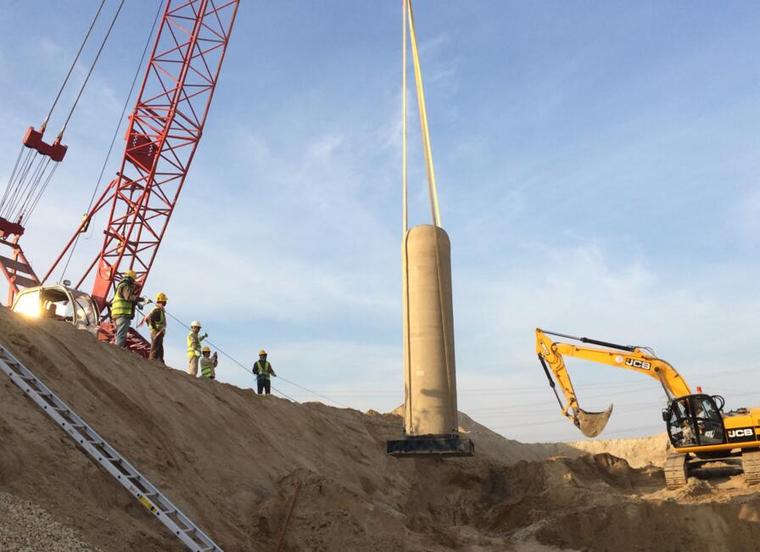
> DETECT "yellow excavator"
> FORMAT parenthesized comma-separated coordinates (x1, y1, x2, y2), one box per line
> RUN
(536, 328, 760, 488)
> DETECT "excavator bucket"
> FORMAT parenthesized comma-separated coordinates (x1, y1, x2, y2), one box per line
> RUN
(574, 405, 613, 438)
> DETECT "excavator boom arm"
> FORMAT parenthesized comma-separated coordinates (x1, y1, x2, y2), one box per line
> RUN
(535, 328, 691, 437)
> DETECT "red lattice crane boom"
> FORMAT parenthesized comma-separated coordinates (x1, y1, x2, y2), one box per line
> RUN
(43, 0, 239, 311)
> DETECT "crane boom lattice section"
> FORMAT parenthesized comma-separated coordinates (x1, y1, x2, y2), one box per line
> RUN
(44, 0, 240, 311)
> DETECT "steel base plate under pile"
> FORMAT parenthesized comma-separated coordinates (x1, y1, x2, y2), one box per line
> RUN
(387, 434, 474, 457)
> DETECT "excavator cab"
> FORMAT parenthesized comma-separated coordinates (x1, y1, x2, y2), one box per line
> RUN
(11, 284, 100, 334)
(664, 394, 726, 449)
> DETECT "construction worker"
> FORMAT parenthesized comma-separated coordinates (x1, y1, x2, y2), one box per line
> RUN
(144, 292, 168, 363)
(253, 349, 276, 395)
(111, 270, 141, 348)
(186, 321, 207, 376)
(200, 346, 218, 379)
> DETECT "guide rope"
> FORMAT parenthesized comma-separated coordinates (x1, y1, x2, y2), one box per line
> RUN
(161, 308, 351, 408)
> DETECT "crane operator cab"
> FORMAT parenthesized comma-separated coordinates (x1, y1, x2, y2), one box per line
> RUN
(664, 394, 726, 448)
(11, 284, 100, 334)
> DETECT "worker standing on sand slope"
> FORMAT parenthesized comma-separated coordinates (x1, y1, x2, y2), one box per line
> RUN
(143, 292, 168, 363)
(200, 346, 218, 379)
(253, 349, 276, 395)
(110, 270, 142, 348)
(186, 321, 207, 376)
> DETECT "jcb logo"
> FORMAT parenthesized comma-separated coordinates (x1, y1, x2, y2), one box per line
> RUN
(728, 429, 754, 438)
(625, 358, 651, 370)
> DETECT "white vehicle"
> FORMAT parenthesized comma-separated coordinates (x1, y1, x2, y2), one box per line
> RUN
(12, 284, 100, 334)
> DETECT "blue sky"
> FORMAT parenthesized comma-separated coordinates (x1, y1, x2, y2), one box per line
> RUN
(1, 1, 760, 443)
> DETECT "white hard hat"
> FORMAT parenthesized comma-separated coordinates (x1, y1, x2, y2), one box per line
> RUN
(190, 320, 201, 328)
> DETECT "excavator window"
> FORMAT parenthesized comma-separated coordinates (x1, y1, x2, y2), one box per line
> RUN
(666, 395, 725, 448)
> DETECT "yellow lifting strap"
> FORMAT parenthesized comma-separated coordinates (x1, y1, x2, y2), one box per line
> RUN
(401, 0, 455, 427)
(402, 0, 441, 231)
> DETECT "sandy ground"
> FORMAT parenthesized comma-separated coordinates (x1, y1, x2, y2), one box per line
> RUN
(567, 433, 671, 468)
(1, 306, 760, 551)
(0, 492, 101, 552)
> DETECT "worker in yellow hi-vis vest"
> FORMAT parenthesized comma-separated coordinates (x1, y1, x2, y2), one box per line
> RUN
(111, 270, 141, 348)
(186, 321, 207, 376)
(253, 349, 276, 395)
(200, 346, 218, 379)
(143, 292, 168, 363)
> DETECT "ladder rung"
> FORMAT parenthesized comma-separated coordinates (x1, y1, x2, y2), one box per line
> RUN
(161, 508, 176, 515)
(182, 527, 197, 534)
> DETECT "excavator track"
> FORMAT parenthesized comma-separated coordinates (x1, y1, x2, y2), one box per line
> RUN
(741, 450, 760, 484)
(664, 453, 688, 489)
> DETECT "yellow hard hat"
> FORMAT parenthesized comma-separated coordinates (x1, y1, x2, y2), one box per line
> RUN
(202, 346, 211, 353)
(124, 269, 137, 280)
(259, 349, 267, 356)
(155, 292, 168, 303)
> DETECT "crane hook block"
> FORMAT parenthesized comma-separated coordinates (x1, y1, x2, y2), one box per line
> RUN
(22, 127, 68, 162)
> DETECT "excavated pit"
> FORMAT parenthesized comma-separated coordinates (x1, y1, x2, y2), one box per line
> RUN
(1, 307, 759, 551)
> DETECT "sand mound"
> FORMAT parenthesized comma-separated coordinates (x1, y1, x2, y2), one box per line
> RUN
(567, 434, 671, 468)
(1, 307, 759, 551)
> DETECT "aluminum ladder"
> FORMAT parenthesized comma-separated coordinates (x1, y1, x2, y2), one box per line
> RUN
(0, 342, 224, 552)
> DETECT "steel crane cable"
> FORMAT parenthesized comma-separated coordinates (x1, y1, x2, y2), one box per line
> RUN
(58, 0, 165, 284)
(23, 163, 60, 226)
(160, 308, 352, 408)
(401, 0, 454, 427)
(3, 155, 47, 222)
(56, 0, 126, 142)
(0, 149, 35, 219)
(41, 0, 108, 133)
(0, 148, 27, 215)
(0, 0, 107, 221)
(1, 0, 124, 226)
(12, 157, 52, 222)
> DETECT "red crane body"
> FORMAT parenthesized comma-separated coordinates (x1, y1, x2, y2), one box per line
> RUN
(0, 0, 239, 354)
(44, 0, 240, 311)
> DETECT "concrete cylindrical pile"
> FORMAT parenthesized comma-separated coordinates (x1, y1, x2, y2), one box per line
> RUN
(402, 224, 458, 436)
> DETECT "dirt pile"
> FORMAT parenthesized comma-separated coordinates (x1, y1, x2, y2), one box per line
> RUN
(1, 307, 759, 551)
(567, 433, 671, 468)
